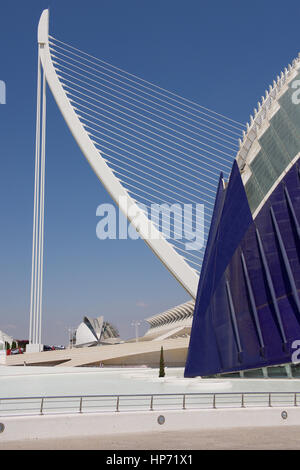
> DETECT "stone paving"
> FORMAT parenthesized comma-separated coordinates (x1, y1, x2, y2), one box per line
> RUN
(1, 426, 300, 450)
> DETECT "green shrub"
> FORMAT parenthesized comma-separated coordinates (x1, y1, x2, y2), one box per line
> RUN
(159, 346, 165, 378)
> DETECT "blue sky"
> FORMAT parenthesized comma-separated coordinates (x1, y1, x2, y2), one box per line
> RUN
(1, 0, 300, 345)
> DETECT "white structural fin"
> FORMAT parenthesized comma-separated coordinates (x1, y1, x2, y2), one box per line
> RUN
(37, 10, 203, 298)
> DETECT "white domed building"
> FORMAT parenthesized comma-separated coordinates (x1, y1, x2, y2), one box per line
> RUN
(75, 316, 121, 348)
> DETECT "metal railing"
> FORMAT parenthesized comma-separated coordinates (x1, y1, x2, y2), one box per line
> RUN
(0, 391, 300, 417)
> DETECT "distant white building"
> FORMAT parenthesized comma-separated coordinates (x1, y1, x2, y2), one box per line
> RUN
(6, 304, 194, 367)
(143, 300, 195, 341)
(0, 330, 14, 345)
(0, 330, 14, 355)
(75, 316, 121, 348)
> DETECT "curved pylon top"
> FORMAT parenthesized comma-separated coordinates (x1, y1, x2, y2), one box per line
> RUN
(38, 9, 49, 44)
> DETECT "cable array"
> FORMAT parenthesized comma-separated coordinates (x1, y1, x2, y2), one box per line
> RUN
(49, 36, 244, 274)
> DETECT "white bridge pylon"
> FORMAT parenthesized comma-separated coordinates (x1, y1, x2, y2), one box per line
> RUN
(36, 9, 200, 296)
(29, 9, 242, 347)
(28, 43, 46, 351)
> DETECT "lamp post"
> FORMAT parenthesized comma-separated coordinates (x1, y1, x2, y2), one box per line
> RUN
(131, 321, 141, 342)
(67, 327, 75, 349)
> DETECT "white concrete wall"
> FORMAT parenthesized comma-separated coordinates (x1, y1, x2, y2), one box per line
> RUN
(0, 407, 299, 443)
(6, 337, 189, 367)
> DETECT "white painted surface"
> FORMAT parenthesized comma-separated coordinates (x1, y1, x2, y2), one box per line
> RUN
(1, 366, 300, 399)
(7, 337, 190, 367)
(26, 344, 43, 353)
(0, 366, 232, 397)
(0, 407, 299, 443)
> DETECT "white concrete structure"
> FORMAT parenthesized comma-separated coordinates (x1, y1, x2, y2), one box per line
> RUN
(0, 331, 13, 362)
(143, 300, 194, 341)
(1, 406, 300, 448)
(36, 9, 199, 299)
(0, 330, 13, 347)
(0, 340, 5, 357)
(5, 337, 189, 367)
(7, 301, 194, 367)
(25, 10, 246, 353)
(75, 316, 120, 347)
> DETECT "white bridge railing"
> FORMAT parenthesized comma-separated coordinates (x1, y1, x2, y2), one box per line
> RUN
(0, 392, 299, 417)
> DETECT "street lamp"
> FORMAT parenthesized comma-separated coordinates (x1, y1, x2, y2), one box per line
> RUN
(67, 327, 75, 349)
(131, 321, 141, 342)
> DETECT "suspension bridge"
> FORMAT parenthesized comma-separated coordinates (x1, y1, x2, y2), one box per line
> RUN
(27, 9, 244, 352)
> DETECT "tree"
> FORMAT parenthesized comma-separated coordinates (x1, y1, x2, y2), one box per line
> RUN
(159, 346, 165, 378)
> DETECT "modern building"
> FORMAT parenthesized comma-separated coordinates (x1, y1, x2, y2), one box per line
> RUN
(74, 316, 121, 348)
(5, 303, 192, 367)
(185, 54, 300, 378)
(0, 330, 14, 348)
(0, 330, 18, 360)
(143, 301, 194, 341)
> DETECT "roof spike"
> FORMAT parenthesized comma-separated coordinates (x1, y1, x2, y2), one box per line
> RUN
(250, 115, 254, 124)
(242, 130, 246, 139)
(239, 138, 242, 148)
(258, 101, 262, 110)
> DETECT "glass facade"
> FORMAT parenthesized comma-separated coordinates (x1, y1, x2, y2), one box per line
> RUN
(210, 363, 300, 379)
(245, 71, 300, 214)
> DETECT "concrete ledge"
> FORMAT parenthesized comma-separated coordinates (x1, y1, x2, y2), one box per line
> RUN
(5, 338, 189, 367)
(0, 406, 299, 444)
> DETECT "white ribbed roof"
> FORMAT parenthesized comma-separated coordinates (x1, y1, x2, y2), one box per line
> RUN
(236, 52, 300, 168)
(146, 300, 195, 329)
